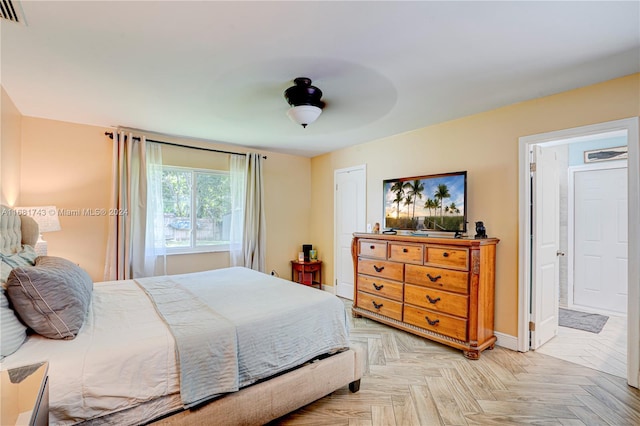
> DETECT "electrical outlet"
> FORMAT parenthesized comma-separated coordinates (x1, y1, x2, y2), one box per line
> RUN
(366, 223, 372, 232)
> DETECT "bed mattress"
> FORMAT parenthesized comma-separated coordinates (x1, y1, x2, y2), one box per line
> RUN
(0, 267, 350, 425)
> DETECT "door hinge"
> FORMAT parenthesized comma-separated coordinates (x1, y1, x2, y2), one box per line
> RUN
(529, 321, 536, 331)
(530, 162, 536, 172)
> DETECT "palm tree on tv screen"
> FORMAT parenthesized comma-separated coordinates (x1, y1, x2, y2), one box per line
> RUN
(390, 181, 404, 220)
(434, 183, 451, 225)
(403, 194, 413, 227)
(424, 198, 438, 228)
(405, 179, 425, 223)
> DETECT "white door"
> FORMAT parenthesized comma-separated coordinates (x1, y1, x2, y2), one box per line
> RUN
(531, 145, 561, 349)
(573, 165, 628, 314)
(334, 165, 366, 299)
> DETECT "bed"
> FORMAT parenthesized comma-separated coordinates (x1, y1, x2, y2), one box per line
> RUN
(0, 205, 363, 425)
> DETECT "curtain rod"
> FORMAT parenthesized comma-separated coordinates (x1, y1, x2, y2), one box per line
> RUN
(104, 132, 267, 159)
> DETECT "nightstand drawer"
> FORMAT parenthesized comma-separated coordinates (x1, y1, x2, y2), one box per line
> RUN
(358, 258, 403, 281)
(301, 262, 321, 272)
(404, 284, 468, 317)
(405, 264, 468, 294)
(389, 243, 423, 264)
(357, 291, 403, 321)
(357, 274, 403, 301)
(358, 240, 387, 259)
(425, 246, 469, 270)
(404, 305, 467, 341)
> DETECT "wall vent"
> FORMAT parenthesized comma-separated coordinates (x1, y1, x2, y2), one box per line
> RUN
(0, 0, 26, 25)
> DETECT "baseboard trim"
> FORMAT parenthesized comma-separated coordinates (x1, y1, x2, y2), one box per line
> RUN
(495, 331, 518, 351)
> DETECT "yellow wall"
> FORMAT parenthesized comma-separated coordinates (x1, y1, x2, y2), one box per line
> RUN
(311, 73, 640, 337)
(1, 87, 22, 206)
(20, 118, 113, 280)
(18, 118, 311, 281)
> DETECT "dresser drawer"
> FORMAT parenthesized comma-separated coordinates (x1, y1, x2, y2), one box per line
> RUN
(359, 240, 387, 259)
(357, 275, 403, 301)
(404, 305, 467, 341)
(388, 243, 423, 264)
(425, 246, 469, 270)
(358, 258, 403, 281)
(405, 264, 468, 294)
(404, 284, 468, 317)
(357, 291, 403, 321)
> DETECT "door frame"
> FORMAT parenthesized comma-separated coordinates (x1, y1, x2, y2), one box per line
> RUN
(518, 117, 639, 388)
(567, 160, 628, 315)
(333, 164, 367, 297)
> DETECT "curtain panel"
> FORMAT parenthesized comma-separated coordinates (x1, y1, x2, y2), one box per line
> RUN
(104, 131, 166, 280)
(229, 153, 266, 272)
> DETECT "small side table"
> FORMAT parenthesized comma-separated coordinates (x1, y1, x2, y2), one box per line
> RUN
(0, 362, 49, 426)
(291, 260, 322, 288)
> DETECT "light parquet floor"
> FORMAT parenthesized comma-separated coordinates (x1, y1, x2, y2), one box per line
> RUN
(271, 300, 640, 426)
(536, 312, 627, 379)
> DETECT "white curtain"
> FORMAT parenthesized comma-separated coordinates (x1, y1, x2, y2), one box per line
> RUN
(229, 153, 266, 272)
(104, 131, 166, 280)
(229, 155, 245, 267)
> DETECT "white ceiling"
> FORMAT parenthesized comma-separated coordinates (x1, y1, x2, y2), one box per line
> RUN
(2, 1, 638, 157)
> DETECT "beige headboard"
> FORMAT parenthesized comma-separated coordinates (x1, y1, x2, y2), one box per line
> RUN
(0, 205, 39, 252)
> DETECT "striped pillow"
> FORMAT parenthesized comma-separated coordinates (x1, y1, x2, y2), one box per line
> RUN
(0, 289, 27, 359)
(7, 256, 93, 340)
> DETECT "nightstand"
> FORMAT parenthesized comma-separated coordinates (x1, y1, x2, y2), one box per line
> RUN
(0, 362, 49, 426)
(291, 260, 322, 288)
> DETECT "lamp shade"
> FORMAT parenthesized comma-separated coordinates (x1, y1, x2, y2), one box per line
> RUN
(16, 206, 61, 233)
(286, 105, 323, 128)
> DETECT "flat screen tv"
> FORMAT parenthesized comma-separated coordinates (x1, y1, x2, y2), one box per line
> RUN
(383, 171, 467, 233)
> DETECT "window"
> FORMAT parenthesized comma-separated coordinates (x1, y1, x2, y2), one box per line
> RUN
(162, 166, 231, 253)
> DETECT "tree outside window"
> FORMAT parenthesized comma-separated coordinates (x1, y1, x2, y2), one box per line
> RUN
(162, 167, 231, 252)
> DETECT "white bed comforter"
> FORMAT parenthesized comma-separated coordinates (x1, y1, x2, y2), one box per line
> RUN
(0, 267, 350, 425)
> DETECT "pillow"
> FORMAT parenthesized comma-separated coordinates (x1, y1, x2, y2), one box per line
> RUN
(1, 245, 38, 285)
(0, 289, 27, 359)
(6, 256, 93, 340)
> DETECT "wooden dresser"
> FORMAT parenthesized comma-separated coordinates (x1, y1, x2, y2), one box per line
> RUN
(351, 233, 499, 359)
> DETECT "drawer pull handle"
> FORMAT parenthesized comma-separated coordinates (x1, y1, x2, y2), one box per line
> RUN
(403, 248, 408, 253)
(372, 301, 384, 309)
(425, 316, 440, 326)
(443, 252, 449, 258)
(427, 273, 441, 282)
(370, 245, 375, 250)
(426, 295, 441, 304)
(373, 265, 385, 273)
(373, 283, 384, 291)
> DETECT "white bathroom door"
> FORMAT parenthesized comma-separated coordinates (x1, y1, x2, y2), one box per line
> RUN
(334, 165, 366, 299)
(573, 164, 628, 314)
(531, 145, 560, 349)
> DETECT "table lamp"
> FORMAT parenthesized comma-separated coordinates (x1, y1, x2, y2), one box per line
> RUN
(16, 206, 61, 255)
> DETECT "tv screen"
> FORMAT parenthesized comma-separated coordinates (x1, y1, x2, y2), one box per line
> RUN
(383, 171, 467, 233)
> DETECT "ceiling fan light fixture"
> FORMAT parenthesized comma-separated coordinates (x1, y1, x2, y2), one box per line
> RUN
(286, 105, 322, 128)
(284, 77, 325, 128)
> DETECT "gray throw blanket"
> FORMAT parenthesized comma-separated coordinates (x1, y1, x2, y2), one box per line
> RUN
(135, 276, 238, 406)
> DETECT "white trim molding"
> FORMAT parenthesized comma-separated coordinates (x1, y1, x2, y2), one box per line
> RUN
(494, 332, 518, 352)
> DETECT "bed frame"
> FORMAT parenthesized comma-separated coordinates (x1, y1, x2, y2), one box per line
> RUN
(151, 347, 363, 426)
(2, 205, 363, 425)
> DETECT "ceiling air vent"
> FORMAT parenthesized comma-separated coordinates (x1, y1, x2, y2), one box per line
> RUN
(0, 0, 26, 25)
